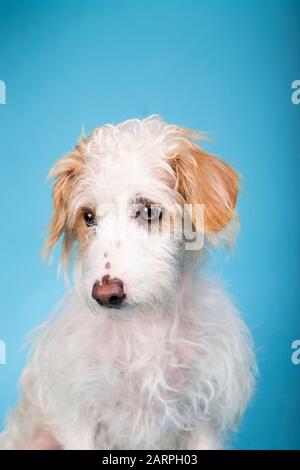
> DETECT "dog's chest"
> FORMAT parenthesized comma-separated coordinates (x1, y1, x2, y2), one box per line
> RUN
(90, 314, 200, 438)
(100, 314, 197, 387)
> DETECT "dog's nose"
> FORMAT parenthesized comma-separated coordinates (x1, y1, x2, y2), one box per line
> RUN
(92, 275, 126, 308)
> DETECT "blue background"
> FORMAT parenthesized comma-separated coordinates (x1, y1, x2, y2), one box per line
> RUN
(0, 0, 299, 449)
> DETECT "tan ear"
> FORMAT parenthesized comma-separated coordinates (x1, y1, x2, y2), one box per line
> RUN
(171, 140, 238, 234)
(43, 142, 85, 260)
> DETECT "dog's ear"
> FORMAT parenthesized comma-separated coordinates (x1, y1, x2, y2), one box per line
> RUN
(171, 137, 238, 235)
(43, 142, 85, 260)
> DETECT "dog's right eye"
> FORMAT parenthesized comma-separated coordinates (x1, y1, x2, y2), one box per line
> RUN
(83, 210, 97, 227)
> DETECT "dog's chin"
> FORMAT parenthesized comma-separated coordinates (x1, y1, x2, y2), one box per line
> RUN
(85, 295, 164, 320)
(85, 297, 138, 319)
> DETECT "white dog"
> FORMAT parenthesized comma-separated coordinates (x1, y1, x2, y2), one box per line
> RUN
(1, 116, 255, 450)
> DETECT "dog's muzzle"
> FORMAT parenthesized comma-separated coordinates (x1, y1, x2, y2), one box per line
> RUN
(92, 275, 126, 309)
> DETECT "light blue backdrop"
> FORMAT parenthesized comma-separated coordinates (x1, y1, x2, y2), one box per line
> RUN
(0, 0, 299, 449)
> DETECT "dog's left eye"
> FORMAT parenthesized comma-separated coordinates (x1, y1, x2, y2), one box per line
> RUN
(83, 210, 97, 227)
(134, 204, 162, 222)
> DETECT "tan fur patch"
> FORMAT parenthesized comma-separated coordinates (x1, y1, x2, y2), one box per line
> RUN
(168, 131, 238, 234)
(43, 139, 87, 264)
(73, 207, 96, 253)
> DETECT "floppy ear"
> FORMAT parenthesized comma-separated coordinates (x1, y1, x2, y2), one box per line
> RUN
(43, 142, 85, 260)
(171, 138, 238, 235)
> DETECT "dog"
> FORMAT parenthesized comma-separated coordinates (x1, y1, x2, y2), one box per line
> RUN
(1, 116, 255, 450)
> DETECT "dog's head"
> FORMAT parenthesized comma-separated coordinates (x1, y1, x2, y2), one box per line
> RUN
(43, 116, 238, 315)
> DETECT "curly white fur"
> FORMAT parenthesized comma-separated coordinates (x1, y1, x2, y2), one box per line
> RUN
(0, 116, 255, 450)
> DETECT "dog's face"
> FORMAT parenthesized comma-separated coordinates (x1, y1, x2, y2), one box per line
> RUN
(44, 117, 238, 316)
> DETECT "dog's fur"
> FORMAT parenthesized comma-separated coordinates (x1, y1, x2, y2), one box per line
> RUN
(1, 116, 255, 450)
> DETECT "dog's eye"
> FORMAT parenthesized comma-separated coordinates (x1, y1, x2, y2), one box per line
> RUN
(141, 205, 161, 221)
(83, 210, 97, 227)
(134, 204, 162, 222)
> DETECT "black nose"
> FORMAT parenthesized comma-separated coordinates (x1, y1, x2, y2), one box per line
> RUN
(92, 275, 126, 309)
